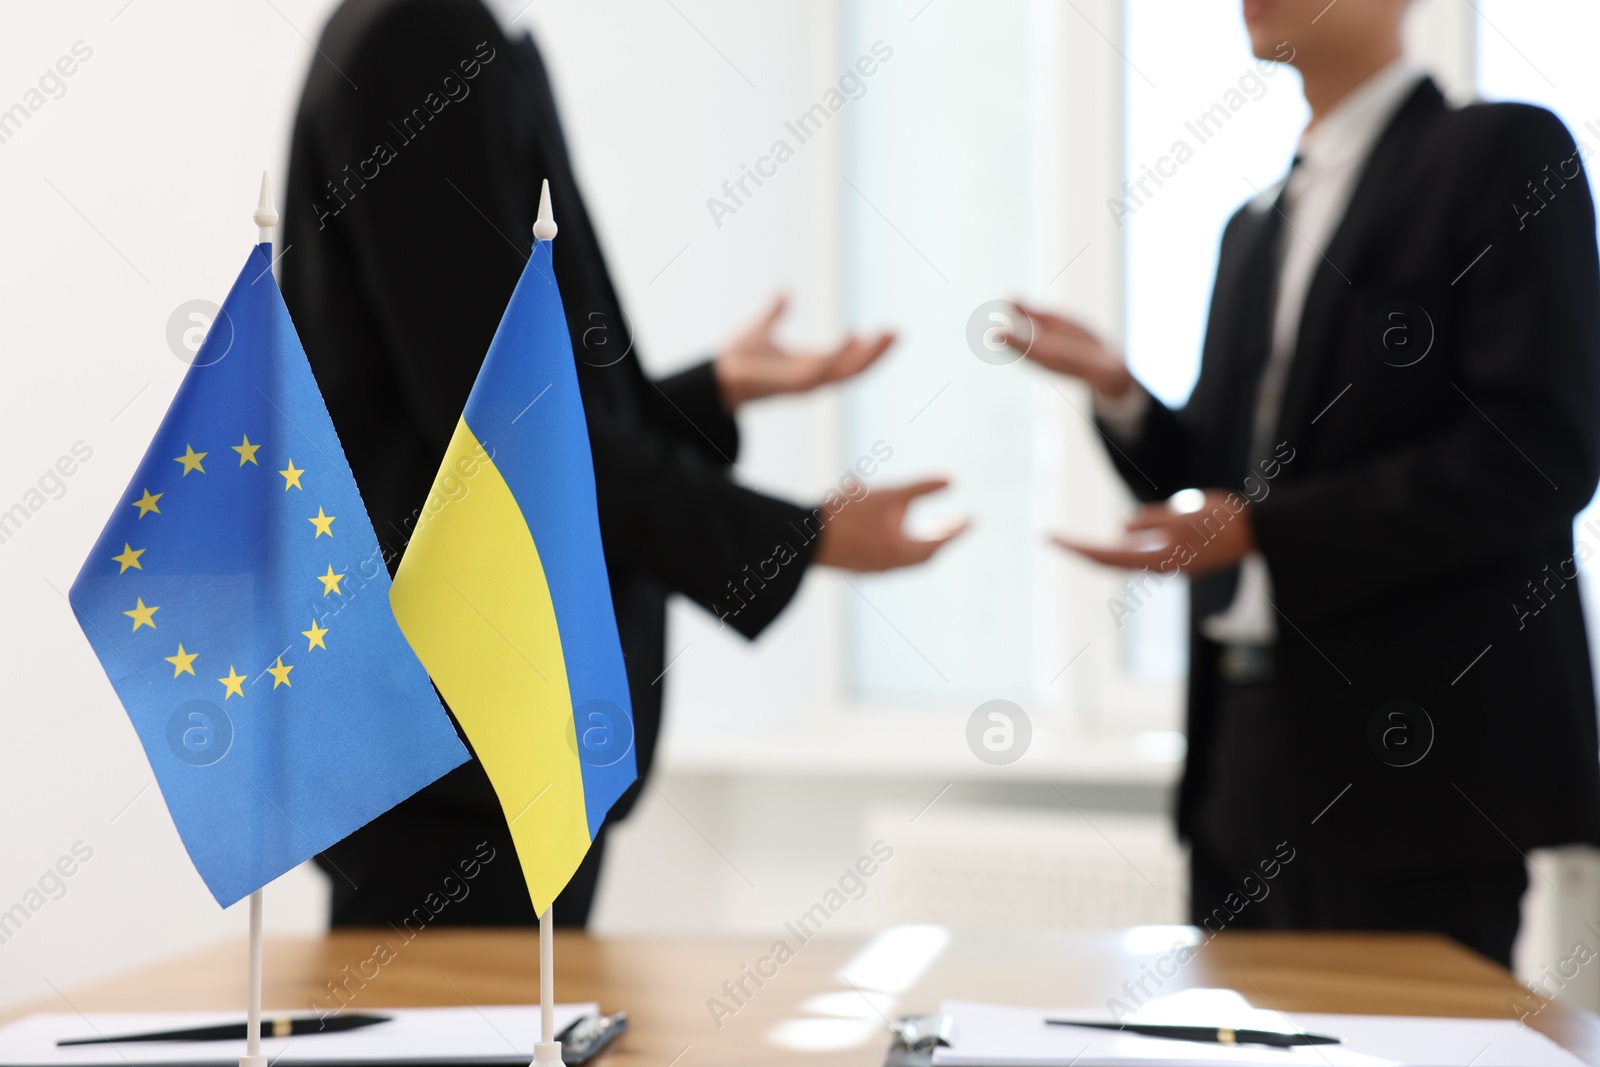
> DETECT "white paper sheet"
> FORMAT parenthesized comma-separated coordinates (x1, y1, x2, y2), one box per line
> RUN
(0, 1004, 598, 1067)
(930, 999, 1585, 1067)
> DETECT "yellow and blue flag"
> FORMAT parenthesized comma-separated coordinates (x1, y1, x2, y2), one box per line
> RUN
(390, 235, 636, 914)
(69, 242, 470, 907)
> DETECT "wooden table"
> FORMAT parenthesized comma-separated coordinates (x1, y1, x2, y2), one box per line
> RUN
(10, 929, 1600, 1065)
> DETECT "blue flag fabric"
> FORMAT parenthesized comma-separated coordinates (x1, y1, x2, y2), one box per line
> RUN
(69, 243, 469, 907)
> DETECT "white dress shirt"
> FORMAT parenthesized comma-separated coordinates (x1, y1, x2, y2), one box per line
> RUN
(1098, 57, 1424, 645)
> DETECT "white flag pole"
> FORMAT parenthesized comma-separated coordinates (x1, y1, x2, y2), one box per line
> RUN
(241, 889, 266, 1067)
(530, 180, 561, 1067)
(534, 904, 559, 1064)
(241, 173, 276, 1067)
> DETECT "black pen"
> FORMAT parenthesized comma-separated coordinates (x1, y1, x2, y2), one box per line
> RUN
(1045, 1019, 1341, 1048)
(58, 1014, 391, 1046)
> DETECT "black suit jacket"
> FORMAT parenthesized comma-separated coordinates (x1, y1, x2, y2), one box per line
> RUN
(1102, 79, 1600, 870)
(280, 0, 818, 919)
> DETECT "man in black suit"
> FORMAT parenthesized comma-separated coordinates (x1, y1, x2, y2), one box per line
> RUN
(1011, 0, 1600, 966)
(280, 0, 962, 927)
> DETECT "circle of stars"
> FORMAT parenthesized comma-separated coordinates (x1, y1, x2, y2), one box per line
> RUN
(117, 433, 338, 705)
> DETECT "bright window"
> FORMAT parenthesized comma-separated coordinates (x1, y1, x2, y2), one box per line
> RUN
(1119, 0, 1307, 681)
(1123, 1, 1307, 408)
(838, 0, 1072, 711)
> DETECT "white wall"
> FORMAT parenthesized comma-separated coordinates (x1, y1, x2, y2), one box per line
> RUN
(0, 0, 346, 1009)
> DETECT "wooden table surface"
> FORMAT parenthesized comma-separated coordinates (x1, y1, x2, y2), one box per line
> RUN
(9, 928, 1600, 1065)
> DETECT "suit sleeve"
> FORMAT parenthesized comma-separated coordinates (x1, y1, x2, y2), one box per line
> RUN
(648, 360, 741, 467)
(1252, 106, 1600, 619)
(586, 402, 820, 637)
(1097, 394, 1195, 503)
(1096, 211, 1256, 503)
(321, 2, 817, 638)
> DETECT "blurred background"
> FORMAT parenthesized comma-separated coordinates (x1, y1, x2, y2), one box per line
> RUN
(4, 0, 1600, 1014)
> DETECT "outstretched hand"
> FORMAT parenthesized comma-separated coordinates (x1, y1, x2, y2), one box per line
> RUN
(1052, 489, 1255, 578)
(714, 294, 895, 411)
(815, 478, 968, 572)
(1003, 299, 1135, 399)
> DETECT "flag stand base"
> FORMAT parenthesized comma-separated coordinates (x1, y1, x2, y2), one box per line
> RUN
(532, 1042, 562, 1064)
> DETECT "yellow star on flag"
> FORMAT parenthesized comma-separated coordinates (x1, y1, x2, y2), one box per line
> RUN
(218, 665, 246, 699)
(174, 444, 207, 476)
(112, 543, 145, 574)
(317, 564, 346, 597)
(232, 434, 261, 466)
(123, 597, 159, 631)
(279, 459, 304, 490)
(308, 507, 336, 538)
(266, 656, 294, 689)
(164, 644, 198, 678)
(131, 489, 162, 518)
(302, 618, 329, 651)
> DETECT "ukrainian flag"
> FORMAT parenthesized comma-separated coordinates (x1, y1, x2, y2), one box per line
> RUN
(389, 222, 636, 914)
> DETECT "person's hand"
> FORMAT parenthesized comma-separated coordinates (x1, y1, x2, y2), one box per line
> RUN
(714, 294, 895, 411)
(814, 479, 969, 572)
(1003, 300, 1134, 399)
(1052, 489, 1254, 578)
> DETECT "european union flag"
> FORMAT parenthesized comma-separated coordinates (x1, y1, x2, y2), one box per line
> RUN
(69, 241, 469, 908)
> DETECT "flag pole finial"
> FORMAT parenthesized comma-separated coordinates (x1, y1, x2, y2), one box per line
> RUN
(254, 171, 278, 244)
(533, 179, 558, 242)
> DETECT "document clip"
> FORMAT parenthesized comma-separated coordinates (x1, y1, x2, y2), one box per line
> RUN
(885, 1013, 953, 1067)
(556, 1011, 627, 1066)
